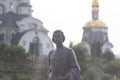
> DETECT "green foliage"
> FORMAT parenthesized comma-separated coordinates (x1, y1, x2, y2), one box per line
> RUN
(91, 42, 101, 57)
(102, 51, 115, 62)
(0, 42, 49, 80)
(0, 56, 48, 80)
(69, 42, 120, 80)
(83, 67, 99, 80)
(0, 43, 29, 64)
(0, 41, 119, 80)
(104, 59, 120, 77)
(0, 42, 7, 55)
(69, 42, 90, 62)
(111, 75, 118, 80)
(69, 42, 88, 75)
(101, 72, 113, 80)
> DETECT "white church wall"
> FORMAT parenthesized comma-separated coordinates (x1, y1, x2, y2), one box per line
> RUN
(18, 30, 54, 55)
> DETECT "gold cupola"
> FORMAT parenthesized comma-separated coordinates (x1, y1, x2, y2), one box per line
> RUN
(85, 20, 106, 27)
(84, 0, 107, 27)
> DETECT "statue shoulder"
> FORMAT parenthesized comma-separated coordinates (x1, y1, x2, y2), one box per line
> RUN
(66, 48, 75, 56)
(66, 47, 74, 52)
(48, 50, 54, 57)
(64, 47, 74, 54)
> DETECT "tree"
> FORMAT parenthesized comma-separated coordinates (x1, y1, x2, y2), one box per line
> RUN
(3, 45, 29, 64)
(104, 59, 120, 77)
(0, 42, 49, 80)
(102, 51, 115, 62)
(69, 42, 88, 62)
(69, 42, 120, 80)
(69, 42, 89, 75)
(111, 75, 118, 80)
(91, 42, 101, 57)
(101, 73, 113, 80)
(83, 67, 100, 80)
(0, 42, 7, 60)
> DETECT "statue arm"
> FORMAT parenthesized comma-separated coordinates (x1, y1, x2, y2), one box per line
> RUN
(68, 49, 80, 70)
(67, 49, 81, 80)
(47, 50, 54, 76)
(48, 50, 54, 65)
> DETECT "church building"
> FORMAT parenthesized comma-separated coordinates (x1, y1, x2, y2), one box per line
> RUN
(0, 0, 54, 55)
(81, 0, 113, 55)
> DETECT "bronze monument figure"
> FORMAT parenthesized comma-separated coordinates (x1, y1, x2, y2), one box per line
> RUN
(48, 30, 81, 80)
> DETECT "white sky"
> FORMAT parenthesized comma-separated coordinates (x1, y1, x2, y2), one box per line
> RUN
(31, 0, 120, 56)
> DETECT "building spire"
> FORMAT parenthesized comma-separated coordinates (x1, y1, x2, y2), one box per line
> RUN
(92, 0, 99, 20)
(84, 0, 107, 27)
(92, 0, 99, 11)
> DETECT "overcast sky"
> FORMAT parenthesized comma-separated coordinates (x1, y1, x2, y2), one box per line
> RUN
(30, 0, 120, 56)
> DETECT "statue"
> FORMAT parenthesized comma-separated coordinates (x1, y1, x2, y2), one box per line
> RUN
(48, 30, 82, 80)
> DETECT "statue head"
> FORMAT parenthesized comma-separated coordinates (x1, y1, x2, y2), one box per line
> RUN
(52, 30, 65, 44)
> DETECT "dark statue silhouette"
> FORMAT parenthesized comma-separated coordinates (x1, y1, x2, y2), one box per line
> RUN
(48, 30, 81, 80)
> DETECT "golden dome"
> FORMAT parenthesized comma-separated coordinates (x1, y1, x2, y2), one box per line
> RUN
(83, 0, 107, 28)
(84, 20, 106, 27)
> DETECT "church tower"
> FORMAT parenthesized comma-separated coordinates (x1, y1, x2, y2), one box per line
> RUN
(0, 0, 54, 55)
(0, 0, 32, 15)
(81, 0, 113, 55)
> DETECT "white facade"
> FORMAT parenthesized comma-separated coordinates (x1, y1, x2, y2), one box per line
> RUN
(19, 30, 53, 54)
(0, 0, 54, 55)
(17, 17, 54, 54)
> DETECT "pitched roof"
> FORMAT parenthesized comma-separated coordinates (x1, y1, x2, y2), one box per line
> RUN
(0, 11, 29, 28)
(18, 2, 32, 7)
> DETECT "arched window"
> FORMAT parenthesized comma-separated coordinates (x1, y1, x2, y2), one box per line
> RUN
(28, 23, 37, 29)
(0, 3, 4, 14)
(17, 2, 31, 15)
(11, 31, 16, 36)
(103, 35, 108, 42)
(0, 31, 5, 41)
(29, 37, 41, 56)
(10, 2, 14, 9)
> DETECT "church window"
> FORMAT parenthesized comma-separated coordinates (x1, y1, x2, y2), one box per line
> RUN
(29, 37, 40, 56)
(92, 12, 98, 20)
(1, 31, 5, 39)
(10, 2, 14, 9)
(0, 31, 4, 41)
(102, 28, 107, 32)
(91, 27, 101, 32)
(83, 34, 88, 41)
(11, 31, 16, 36)
(18, 6, 29, 15)
(0, 7, 3, 14)
(1, 31, 5, 35)
(28, 23, 37, 29)
(103, 35, 108, 41)
(18, 8, 22, 13)
(24, 0, 27, 2)
(18, 7, 23, 14)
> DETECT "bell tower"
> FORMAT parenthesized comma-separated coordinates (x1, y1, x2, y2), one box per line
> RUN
(92, 0, 99, 20)
(81, 0, 113, 55)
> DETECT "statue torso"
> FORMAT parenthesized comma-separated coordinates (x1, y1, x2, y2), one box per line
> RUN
(50, 47, 70, 76)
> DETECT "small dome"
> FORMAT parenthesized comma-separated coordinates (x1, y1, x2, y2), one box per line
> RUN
(84, 20, 107, 27)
